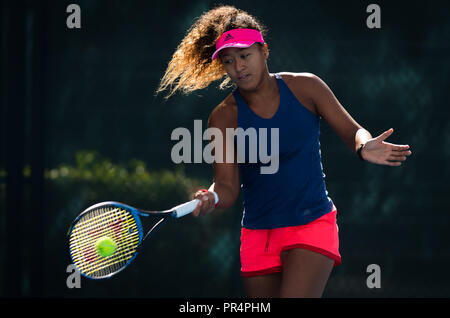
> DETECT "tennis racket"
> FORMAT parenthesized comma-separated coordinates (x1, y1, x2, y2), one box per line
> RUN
(68, 192, 219, 279)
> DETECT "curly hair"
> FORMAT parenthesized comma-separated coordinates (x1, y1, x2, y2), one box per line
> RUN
(155, 5, 268, 100)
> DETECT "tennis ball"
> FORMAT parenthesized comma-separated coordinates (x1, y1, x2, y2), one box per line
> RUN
(95, 236, 117, 257)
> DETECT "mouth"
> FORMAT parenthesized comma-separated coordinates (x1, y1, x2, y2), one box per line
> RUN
(238, 74, 250, 81)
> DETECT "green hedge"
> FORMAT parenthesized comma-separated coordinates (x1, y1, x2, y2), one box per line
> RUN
(1, 151, 244, 297)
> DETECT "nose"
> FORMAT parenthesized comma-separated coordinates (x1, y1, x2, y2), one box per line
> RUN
(234, 57, 245, 73)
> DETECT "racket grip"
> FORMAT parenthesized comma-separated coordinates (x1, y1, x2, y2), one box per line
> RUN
(173, 191, 219, 218)
(173, 199, 199, 218)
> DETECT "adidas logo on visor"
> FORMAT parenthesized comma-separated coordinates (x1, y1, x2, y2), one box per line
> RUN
(224, 34, 234, 42)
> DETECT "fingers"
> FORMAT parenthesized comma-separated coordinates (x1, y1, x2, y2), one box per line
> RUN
(388, 146, 412, 161)
(192, 190, 215, 217)
(389, 151, 411, 159)
(393, 149, 412, 156)
(384, 149, 412, 166)
(377, 128, 394, 141)
(364, 142, 411, 166)
(201, 194, 213, 213)
(377, 140, 412, 167)
(192, 200, 202, 217)
(385, 142, 411, 152)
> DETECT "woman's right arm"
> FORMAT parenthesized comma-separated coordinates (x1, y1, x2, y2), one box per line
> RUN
(192, 98, 240, 217)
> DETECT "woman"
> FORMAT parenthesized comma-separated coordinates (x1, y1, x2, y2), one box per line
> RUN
(156, 5, 411, 298)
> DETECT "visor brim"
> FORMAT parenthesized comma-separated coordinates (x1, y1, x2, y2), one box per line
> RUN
(211, 41, 258, 61)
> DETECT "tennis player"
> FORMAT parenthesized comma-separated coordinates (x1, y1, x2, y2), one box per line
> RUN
(156, 5, 412, 298)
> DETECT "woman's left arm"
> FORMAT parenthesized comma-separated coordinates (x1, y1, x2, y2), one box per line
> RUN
(303, 73, 412, 166)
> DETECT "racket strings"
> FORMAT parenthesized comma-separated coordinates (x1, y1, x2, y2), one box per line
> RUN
(71, 207, 124, 239)
(72, 223, 138, 275)
(69, 205, 141, 278)
(70, 208, 138, 277)
(70, 208, 130, 250)
(70, 208, 128, 256)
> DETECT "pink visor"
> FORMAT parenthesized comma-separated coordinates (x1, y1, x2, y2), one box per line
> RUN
(211, 28, 265, 61)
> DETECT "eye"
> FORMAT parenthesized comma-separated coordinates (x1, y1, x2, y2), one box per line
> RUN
(241, 54, 250, 59)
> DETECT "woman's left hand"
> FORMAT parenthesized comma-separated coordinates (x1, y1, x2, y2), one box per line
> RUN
(361, 128, 412, 166)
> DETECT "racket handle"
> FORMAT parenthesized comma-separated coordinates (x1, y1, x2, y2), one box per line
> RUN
(173, 191, 219, 218)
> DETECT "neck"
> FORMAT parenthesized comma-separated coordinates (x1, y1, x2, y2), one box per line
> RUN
(238, 71, 278, 107)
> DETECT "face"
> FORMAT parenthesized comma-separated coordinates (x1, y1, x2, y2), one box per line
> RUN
(219, 43, 269, 89)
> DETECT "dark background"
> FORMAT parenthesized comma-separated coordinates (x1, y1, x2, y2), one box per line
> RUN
(1, 0, 449, 298)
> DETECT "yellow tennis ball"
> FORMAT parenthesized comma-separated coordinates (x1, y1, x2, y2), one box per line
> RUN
(95, 236, 117, 257)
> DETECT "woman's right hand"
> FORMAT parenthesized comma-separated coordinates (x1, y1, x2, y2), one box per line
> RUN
(191, 189, 217, 217)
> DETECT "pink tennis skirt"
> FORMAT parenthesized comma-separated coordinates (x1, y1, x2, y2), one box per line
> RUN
(240, 204, 341, 277)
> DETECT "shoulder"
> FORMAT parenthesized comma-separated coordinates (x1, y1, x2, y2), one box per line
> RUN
(208, 93, 238, 129)
(278, 72, 334, 101)
(277, 72, 325, 116)
(278, 72, 323, 89)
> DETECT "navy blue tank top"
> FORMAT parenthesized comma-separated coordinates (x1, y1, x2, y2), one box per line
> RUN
(233, 73, 334, 229)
